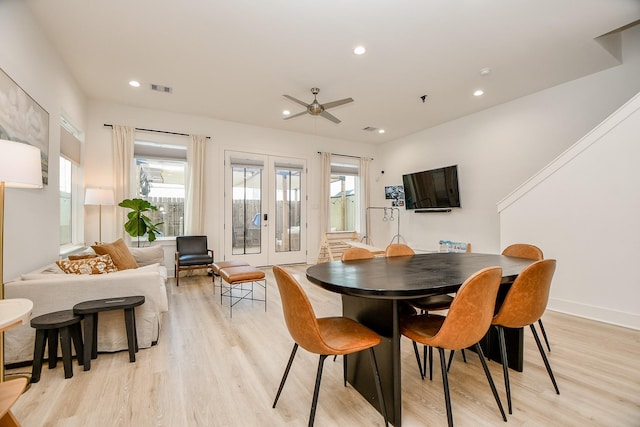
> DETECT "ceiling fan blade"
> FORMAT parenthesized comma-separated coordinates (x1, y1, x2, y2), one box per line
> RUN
(283, 95, 309, 108)
(320, 110, 341, 124)
(322, 97, 354, 110)
(283, 110, 309, 120)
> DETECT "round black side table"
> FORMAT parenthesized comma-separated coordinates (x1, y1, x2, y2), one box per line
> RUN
(30, 310, 84, 382)
(73, 295, 145, 371)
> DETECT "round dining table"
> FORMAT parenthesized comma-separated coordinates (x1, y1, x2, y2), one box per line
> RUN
(306, 252, 534, 427)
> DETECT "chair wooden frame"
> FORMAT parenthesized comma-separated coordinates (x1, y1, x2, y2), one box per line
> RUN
(175, 235, 214, 286)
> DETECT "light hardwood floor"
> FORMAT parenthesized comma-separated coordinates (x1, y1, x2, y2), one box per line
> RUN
(7, 265, 640, 426)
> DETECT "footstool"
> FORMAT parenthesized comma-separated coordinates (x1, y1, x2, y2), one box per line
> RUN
(211, 260, 249, 293)
(30, 310, 84, 382)
(73, 295, 145, 371)
(218, 266, 266, 317)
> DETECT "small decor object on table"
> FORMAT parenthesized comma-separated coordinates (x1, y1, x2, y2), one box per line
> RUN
(73, 295, 145, 371)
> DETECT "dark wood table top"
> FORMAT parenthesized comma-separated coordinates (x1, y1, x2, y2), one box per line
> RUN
(73, 295, 145, 314)
(306, 252, 534, 299)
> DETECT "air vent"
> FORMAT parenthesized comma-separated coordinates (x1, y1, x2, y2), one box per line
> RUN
(363, 126, 379, 132)
(151, 84, 173, 94)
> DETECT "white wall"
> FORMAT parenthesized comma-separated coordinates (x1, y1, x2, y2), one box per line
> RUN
(84, 101, 377, 264)
(0, 2, 87, 281)
(499, 93, 640, 329)
(372, 25, 640, 254)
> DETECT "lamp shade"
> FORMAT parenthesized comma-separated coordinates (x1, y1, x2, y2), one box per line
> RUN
(0, 139, 43, 188)
(85, 188, 115, 205)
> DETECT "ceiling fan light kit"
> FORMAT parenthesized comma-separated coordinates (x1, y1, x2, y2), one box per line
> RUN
(283, 87, 354, 124)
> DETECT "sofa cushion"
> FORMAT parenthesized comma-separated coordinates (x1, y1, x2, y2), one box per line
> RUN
(92, 238, 139, 270)
(129, 246, 164, 267)
(56, 254, 118, 275)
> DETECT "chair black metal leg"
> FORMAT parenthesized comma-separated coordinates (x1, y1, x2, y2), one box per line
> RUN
(309, 355, 328, 427)
(368, 348, 389, 427)
(447, 350, 455, 371)
(496, 325, 512, 414)
(473, 343, 507, 422)
(447, 349, 467, 372)
(429, 346, 434, 380)
(343, 353, 347, 387)
(530, 324, 560, 395)
(438, 347, 454, 427)
(538, 318, 551, 352)
(412, 341, 425, 380)
(273, 343, 298, 408)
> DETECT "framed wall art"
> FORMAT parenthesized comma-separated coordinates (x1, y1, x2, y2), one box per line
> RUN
(0, 67, 49, 185)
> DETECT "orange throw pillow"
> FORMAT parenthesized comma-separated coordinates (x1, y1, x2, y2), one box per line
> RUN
(92, 238, 139, 270)
(57, 254, 118, 275)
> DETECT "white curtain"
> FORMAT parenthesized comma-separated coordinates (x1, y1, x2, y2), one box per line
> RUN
(185, 134, 207, 235)
(112, 125, 135, 239)
(359, 156, 371, 243)
(319, 152, 332, 236)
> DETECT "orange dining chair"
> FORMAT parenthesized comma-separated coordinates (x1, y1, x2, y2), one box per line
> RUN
(501, 243, 550, 351)
(386, 243, 460, 380)
(401, 267, 507, 427)
(341, 247, 374, 261)
(492, 259, 559, 414)
(272, 266, 388, 427)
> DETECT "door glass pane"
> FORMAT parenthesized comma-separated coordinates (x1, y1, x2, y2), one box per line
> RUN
(232, 166, 262, 255)
(275, 168, 301, 252)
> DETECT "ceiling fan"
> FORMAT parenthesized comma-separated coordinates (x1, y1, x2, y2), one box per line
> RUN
(283, 88, 354, 124)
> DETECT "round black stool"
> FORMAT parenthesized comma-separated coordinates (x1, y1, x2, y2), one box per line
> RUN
(73, 295, 145, 371)
(30, 310, 84, 382)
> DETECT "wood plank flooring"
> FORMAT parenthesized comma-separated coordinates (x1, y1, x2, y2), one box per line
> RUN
(7, 265, 640, 426)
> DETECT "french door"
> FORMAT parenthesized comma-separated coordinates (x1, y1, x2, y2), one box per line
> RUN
(224, 151, 307, 266)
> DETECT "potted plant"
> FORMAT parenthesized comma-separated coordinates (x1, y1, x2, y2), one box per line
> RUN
(118, 198, 164, 247)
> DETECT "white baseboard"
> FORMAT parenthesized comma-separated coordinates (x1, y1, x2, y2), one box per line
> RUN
(548, 298, 640, 330)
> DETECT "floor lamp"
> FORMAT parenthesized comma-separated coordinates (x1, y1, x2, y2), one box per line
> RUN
(84, 188, 115, 244)
(0, 139, 43, 382)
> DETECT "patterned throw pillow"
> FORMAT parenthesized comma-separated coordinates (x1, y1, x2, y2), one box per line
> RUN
(56, 254, 118, 275)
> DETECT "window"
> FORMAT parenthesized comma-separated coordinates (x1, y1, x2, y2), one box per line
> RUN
(59, 156, 73, 245)
(329, 159, 360, 232)
(134, 141, 187, 238)
(59, 120, 82, 249)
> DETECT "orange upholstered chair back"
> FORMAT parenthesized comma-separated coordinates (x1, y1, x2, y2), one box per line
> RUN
(428, 267, 502, 350)
(385, 243, 415, 257)
(273, 266, 331, 355)
(493, 259, 556, 328)
(341, 247, 374, 261)
(502, 243, 543, 260)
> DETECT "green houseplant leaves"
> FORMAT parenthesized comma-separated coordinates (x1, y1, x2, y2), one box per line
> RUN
(118, 198, 164, 246)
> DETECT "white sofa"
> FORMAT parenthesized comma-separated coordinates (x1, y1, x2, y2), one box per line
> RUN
(4, 246, 169, 364)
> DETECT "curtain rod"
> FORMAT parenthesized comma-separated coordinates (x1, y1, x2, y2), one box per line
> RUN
(103, 124, 211, 139)
(317, 151, 373, 160)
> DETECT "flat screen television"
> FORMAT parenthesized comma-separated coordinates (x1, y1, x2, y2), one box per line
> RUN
(402, 165, 461, 210)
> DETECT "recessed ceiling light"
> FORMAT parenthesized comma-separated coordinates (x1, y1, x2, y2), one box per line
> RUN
(354, 46, 366, 55)
(378, 129, 385, 134)
(283, 110, 290, 116)
(129, 80, 141, 88)
(473, 89, 484, 97)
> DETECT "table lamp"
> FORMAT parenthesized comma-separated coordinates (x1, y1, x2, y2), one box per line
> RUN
(0, 139, 43, 382)
(84, 187, 115, 244)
